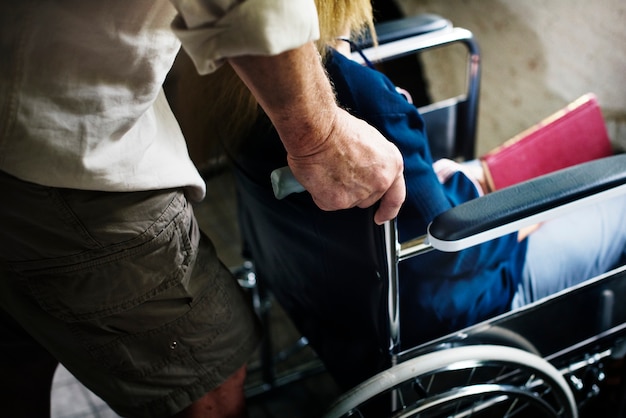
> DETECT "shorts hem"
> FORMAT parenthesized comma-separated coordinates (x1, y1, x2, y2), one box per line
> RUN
(110, 315, 262, 418)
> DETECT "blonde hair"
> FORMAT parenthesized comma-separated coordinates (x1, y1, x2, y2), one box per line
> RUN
(171, 0, 376, 163)
(315, 0, 376, 58)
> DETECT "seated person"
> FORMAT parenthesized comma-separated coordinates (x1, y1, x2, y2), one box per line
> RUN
(173, 0, 626, 391)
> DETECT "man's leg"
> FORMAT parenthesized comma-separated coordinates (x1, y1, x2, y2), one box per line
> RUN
(0, 306, 251, 418)
(0, 171, 262, 417)
(174, 366, 248, 418)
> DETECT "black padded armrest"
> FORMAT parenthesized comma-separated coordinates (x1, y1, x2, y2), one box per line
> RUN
(428, 154, 626, 252)
(356, 14, 451, 49)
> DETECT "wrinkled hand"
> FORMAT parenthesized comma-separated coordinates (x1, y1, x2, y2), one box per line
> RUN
(228, 43, 405, 222)
(286, 108, 406, 224)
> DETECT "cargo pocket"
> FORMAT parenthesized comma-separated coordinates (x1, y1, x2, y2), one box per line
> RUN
(12, 199, 229, 378)
(88, 277, 230, 379)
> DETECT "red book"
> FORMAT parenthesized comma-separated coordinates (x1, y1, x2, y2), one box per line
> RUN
(480, 93, 614, 191)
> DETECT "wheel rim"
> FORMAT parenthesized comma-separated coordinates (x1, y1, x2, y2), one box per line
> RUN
(324, 345, 577, 418)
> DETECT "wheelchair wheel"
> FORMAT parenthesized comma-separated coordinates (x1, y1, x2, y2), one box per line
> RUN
(324, 345, 577, 418)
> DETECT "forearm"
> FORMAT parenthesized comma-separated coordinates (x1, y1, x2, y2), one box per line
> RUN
(228, 42, 338, 157)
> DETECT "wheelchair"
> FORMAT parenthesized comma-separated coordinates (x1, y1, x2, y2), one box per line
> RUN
(242, 17, 481, 397)
(236, 14, 626, 417)
(320, 153, 626, 417)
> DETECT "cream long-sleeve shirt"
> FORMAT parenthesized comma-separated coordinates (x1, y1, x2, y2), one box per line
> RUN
(0, 0, 319, 201)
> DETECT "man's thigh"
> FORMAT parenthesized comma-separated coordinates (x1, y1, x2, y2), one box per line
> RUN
(0, 171, 261, 417)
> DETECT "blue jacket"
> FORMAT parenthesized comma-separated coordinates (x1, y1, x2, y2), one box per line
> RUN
(324, 50, 527, 342)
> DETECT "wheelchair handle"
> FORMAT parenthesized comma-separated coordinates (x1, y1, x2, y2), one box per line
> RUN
(271, 166, 306, 199)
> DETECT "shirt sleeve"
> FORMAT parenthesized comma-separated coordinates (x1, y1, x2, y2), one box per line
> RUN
(170, 0, 320, 74)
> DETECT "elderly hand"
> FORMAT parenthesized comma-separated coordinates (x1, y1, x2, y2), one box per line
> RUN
(229, 42, 405, 223)
(287, 107, 405, 224)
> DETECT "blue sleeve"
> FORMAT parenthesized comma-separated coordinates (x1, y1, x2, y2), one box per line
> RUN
(325, 51, 459, 236)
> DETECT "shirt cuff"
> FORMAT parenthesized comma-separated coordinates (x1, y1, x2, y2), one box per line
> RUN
(171, 0, 320, 74)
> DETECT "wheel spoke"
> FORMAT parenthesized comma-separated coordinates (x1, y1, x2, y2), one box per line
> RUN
(324, 346, 577, 418)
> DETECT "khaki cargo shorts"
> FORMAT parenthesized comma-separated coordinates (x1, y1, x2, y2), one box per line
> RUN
(0, 170, 261, 417)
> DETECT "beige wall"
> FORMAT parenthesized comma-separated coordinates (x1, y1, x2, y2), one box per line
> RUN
(395, 0, 626, 154)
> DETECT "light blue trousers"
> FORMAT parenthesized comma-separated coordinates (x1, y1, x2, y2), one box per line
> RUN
(511, 193, 626, 308)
